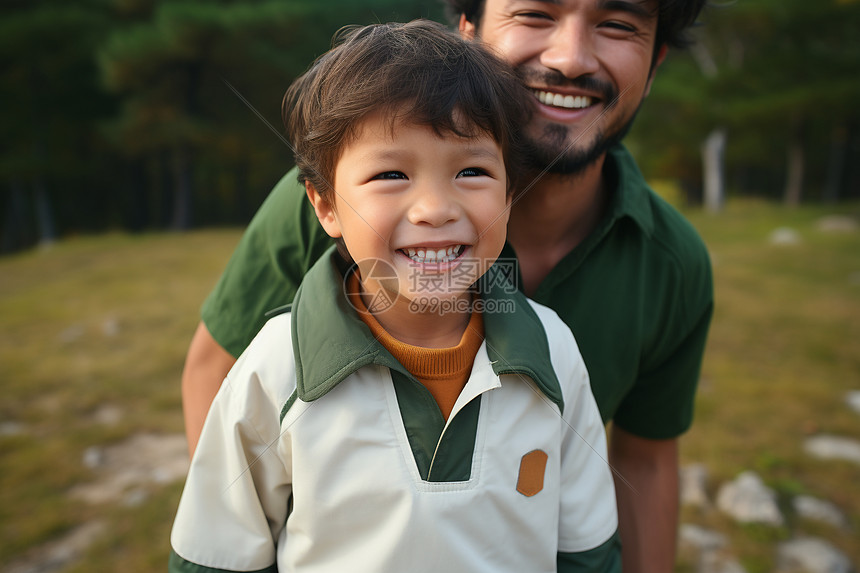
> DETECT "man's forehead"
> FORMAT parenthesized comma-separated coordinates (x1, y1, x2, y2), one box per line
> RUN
(499, 0, 658, 16)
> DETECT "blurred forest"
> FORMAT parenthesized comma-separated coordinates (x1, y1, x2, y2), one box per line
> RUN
(2, 0, 859, 253)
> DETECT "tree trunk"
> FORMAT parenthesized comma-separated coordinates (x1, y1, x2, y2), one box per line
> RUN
(824, 125, 848, 203)
(171, 143, 193, 230)
(33, 177, 56, 246)
(3, 180, 29, 253)
(701, 128, 727, 213)
(784, 131, 805, 207)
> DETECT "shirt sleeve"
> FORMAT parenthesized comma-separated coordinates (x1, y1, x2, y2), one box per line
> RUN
(545, 311, 621, 572)
(201, 168, 334, 358)
(612, 232, 714, 440)
(170, 319, 295, 572)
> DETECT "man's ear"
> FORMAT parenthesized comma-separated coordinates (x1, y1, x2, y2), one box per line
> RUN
(305, 182, 342, 238)
(459, 14, 476, 41)
(644, 44, 669, 97)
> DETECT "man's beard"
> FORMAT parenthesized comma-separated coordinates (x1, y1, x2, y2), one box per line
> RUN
(515, 66, 639, 176)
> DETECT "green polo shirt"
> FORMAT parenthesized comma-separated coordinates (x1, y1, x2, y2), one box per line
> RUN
(201, 144, 713, 439)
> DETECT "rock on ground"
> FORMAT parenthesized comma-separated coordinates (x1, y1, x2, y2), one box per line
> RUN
(681, 464, 711, 508)
(793, 495, 849, 530)
(716, 471, 784, 526)
(804, 435, 860, 465)
(776, 537, 854, 573)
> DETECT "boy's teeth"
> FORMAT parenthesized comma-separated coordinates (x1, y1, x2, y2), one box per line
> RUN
(404, 245, 463, 264)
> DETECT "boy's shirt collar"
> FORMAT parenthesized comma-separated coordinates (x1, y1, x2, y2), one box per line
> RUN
(288, 248, 564, 411)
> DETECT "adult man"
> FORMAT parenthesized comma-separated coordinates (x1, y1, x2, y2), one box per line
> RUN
(182, 1, 712, 571)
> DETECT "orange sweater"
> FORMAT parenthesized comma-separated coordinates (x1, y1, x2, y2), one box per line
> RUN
(347, 274, 484, 420)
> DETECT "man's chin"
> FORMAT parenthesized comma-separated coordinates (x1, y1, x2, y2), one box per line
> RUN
(522, 135, 610, 176)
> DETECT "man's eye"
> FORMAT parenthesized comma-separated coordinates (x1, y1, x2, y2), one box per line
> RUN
(457, 167, 488, 178)
(601, 21, 636, 33)
(371, 171, 407, 180)
(515, 11, 552, 21)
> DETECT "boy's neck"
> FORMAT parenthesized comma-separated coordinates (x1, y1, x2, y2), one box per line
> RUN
(506, 158, 608, 296)
(354, 278, 473, 348)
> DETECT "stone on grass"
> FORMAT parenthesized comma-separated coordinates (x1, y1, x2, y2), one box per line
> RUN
(769, 227, 802, 246)
(71, 432, 189, 504)
(699, 552, 748, 573)
(804, 435, 860, 465)
(793, 495, 848, 530)
(716, 471, 784, 526)
(680, 524, 727, 552)
(846, 391, 860, 416)
(776, 537, 853, 573)
(816, 215, 858, 233)
(681, 463, 711, 508)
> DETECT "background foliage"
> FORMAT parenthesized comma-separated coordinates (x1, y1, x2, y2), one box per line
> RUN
(1, 0, 858, 253)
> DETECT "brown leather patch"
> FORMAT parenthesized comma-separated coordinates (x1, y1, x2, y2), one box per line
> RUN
(516, 449, 548, 497)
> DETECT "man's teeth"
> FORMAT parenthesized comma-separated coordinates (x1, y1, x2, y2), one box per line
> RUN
(533, 90, 592, 110)
(405, 245, 463, 264)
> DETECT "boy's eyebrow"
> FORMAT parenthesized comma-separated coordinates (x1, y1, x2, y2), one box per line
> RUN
(360, 144, 502, 163)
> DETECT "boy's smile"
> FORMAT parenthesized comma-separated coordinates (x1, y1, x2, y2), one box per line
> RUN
(306, 111, 510, 337)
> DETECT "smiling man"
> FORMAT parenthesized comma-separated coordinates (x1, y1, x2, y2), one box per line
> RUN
(181, 1, 713, 571)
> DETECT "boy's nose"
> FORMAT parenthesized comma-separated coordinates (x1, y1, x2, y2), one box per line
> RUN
(407, 185, 461, 227)
(540, 19, 599, 80)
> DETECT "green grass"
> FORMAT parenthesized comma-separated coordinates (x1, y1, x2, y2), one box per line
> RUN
(1, 200, 858, 571)
(679, 200, 860, 572)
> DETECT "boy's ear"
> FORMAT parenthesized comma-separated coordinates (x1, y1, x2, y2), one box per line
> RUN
(305, 182, 342, 239)
(459, 14, 476, 41)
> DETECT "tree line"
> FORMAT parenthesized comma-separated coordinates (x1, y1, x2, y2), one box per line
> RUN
(2, 0, 858, 253)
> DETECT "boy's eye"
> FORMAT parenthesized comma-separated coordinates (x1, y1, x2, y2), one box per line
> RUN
(457, 167, 488, 178)
(371, 171, 407, 181)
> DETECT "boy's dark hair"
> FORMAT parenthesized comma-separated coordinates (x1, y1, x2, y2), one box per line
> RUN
(444, 0, 708, 52)
(283, 19, 531, 202)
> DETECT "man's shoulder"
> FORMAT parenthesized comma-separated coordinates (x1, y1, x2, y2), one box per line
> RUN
(645, 191, 711, 270)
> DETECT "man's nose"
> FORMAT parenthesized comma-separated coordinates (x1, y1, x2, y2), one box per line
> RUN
(540, 19, 600, 80)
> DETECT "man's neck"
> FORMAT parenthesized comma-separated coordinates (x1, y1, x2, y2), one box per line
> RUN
(507, 156, 608, 296)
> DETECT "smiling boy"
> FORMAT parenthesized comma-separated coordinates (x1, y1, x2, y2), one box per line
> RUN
(170, 21, 620, 573)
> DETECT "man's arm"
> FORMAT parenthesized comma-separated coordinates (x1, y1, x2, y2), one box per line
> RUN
(609, 424, 680, 573)
(181, 322, 237, 457)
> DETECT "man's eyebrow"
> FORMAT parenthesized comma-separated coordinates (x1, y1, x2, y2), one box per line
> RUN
(598, 0, 656, 19)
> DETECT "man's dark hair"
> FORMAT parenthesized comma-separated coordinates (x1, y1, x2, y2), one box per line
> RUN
(283, 19, 531, 202)
(444, 0, 708, 51)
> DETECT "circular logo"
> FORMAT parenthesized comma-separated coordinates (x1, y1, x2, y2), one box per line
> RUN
(342, 258, 399, 314)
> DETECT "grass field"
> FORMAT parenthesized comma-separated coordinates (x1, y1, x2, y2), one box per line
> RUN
(1, 200, 858, 572)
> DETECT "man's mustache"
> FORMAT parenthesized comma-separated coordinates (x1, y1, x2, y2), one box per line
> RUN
(514, 66, 618, 105)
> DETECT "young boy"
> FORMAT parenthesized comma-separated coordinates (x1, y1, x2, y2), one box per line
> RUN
(169, 20, 619, 573)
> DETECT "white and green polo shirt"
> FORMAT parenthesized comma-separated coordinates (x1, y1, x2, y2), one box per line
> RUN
(171, 250, 620, 572)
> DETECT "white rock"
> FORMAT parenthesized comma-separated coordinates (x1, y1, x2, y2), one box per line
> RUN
(681, 463, 711, 508)
(846, 391, 860, 415)
(700, 551, 748, 573)
(679, 524, 727, 551)
(816, 215, 858, 233)
(804, 435, 860, 465)
(793, 495, 848, 529)
(776, 537, 853, 573)
(716, 471, 784, 526)
(101, 317, 120, 337)
(0, 421, 24, 436)
(769, 227, 802, 246)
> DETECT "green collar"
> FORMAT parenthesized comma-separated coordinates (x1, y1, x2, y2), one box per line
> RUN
(604, 144, 655, 238)
(290, 248, 564, 411)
